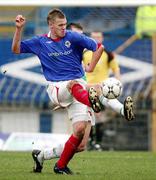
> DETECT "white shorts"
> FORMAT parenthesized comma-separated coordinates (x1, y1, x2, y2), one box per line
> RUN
(47, 78, 95, 125)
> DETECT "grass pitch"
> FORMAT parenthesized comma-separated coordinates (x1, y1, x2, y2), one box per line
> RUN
(0, 151, 156, 180)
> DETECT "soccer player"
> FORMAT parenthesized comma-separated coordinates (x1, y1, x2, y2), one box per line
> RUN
(25, 22, 134, 174)
(12, 9, 104, 174)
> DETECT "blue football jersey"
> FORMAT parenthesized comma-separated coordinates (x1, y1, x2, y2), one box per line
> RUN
(20, 30, 97, 82)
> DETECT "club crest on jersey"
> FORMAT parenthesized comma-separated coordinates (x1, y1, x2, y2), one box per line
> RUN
(65, 41, 71, 48)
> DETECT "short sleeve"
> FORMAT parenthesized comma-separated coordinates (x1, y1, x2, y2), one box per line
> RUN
(20, 36, 41, 55)
(71, 32, 98, 52)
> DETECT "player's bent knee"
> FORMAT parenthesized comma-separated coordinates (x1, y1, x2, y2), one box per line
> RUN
(67, 80, 79, 92)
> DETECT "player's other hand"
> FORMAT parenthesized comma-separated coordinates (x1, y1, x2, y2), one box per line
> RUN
(15, 15, 26, 28)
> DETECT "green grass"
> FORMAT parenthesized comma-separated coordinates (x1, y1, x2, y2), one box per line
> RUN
(0, 151, 156, 180)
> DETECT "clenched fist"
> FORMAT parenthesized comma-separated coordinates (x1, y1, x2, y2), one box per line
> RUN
(15, 15, 26, 28)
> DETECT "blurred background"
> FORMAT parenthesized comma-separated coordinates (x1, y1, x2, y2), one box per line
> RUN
(0, 5, 156, 151)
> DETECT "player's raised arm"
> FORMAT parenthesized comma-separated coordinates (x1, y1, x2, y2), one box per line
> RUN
(85, 44, 104, 72)
(12, 15, 26, 54)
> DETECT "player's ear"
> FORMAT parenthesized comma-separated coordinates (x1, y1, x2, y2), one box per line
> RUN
(48, 22, 54, 30)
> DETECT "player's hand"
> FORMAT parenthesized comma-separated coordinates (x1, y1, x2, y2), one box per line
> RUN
(84, 63, 93, 73)
(76, 143, 86, 152)
(15, 15, 26, 29)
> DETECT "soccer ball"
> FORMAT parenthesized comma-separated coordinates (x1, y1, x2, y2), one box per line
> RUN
(101, 77, 122, 99)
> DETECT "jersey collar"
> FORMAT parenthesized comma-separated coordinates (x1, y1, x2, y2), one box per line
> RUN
(47, 31, 62, 42)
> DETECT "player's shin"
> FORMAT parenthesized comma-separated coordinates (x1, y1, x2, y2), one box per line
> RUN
(57, 134, 82, 168)
(70, 83, 91, 107)
(99, 95, 124, 115)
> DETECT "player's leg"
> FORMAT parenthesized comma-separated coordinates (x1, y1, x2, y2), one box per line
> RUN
(88, 84, 134, 121)
(32, 144, 64, 172)
(54, 121, 86, 174)
(32, 120, 92, 173)
(67, 80, 102, 113)
(53, 101, 93, 175)
(32, 81, 63, 173)
(32, 81, 73, 173)
(99, 94, 134, 121)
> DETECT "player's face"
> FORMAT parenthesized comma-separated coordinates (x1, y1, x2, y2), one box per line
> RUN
(49, 17, 67, 38)
(91, 32, 104, 43)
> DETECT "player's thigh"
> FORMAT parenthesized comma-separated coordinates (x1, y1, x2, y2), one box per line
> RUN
(47, 81, 73, 107)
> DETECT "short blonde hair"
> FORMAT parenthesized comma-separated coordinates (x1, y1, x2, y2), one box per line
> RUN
(47, 8, 66, 24)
